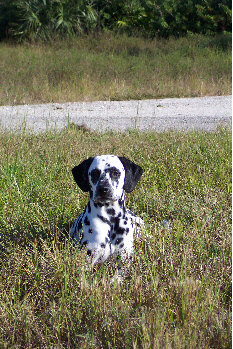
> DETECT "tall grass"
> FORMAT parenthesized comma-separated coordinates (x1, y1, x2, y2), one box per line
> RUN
(0, 33, 231, 105)
(0, 127, 231, 348)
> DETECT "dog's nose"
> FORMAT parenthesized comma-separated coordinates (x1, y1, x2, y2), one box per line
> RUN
(98, 186, 109, 195)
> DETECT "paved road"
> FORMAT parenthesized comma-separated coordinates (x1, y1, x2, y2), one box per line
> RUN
(0, 95, 231, 133)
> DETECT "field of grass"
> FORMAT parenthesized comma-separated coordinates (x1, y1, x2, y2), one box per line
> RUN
(0, 33, 231, 106)
(0, 127, 231, 348)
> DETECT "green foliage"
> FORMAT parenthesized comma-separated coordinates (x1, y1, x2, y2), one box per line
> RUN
(138, 0, 232, 38)
(0, 0, 98, 41)
(0, 0, 231, 41)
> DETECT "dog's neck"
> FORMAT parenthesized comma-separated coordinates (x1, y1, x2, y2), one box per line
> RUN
(88, 192, 126, 218)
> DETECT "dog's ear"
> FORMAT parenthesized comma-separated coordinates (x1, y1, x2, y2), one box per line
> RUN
(118, 157, 143, 193)
(72, 157, 94, 192)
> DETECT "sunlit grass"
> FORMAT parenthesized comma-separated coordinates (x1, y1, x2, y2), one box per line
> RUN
(0, 33, 231, 105)
(0, 127, 231, 348)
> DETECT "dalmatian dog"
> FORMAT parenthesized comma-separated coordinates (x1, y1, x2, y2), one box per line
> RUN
(70, 155, 143, 275)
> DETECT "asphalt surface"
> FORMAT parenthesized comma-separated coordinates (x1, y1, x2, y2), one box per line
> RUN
(0, 95, 231, 133)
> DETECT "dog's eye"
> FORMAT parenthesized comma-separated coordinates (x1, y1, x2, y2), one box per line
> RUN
(91, 169, 101, 184)
(110, 168, 120, 179)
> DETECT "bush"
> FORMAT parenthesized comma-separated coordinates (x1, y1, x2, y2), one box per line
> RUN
(0, 0, 98, 41)
(0, 0, 231, 41)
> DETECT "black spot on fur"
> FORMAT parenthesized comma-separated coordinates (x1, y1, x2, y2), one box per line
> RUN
(105, 237, 109, 243)
(97, 215, 111, 226)
(87, 249, 92, 256)
(90, 190, 93, 199)
(116, 227, 125, 235)
(111, 233, 116, 240)
(87, 202, 91, 213)
(100, 243, 106, 248)
(107, 208, 115, 216)
(78, 220, 83, 231)
(124, 220, 127, 225)
(126, 228, 129, 233)
(110, 216, 116, 223)
(115, 238, 123, 245)
(118, 212, 122, 218)
(118, 199, 123, 207)
(89, 228, 93, 234)
(90, 169, 101, 184)
(82, 240, 88, 247)
(119, 243, 124, 249)
(84, 216, 90, 226)
(114, 218, 120, 230)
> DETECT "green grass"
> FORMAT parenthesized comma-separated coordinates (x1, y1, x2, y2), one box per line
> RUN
(0, 127, 231, 348)
(0, 33, 231, 105)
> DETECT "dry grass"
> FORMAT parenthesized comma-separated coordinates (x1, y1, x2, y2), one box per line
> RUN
(0, 33, 231, 105)
(0, 128, 231, 348)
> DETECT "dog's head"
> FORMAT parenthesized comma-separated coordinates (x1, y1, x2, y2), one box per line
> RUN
(72, 155, 143, 203)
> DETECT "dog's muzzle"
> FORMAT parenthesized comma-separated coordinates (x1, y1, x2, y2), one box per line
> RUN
(94, 181, 115, 203)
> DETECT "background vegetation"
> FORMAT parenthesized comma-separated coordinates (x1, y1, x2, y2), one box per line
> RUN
(0, 128, 231, 348)
(0, 0, 231, 41)
(0, 33, 231, 105)
(0, 0, 231, 105)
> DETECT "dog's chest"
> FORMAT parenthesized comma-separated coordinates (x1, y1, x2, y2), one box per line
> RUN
(71, 200, 134, 250)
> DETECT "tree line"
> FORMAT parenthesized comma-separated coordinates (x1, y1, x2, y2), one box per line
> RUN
(0, 0, 231, 41)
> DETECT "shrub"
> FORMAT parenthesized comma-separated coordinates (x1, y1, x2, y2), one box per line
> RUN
(0, 0, 231, 41)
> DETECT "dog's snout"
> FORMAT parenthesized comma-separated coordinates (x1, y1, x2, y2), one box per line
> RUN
(95, 178, 113, 201)
(97, 178, 110, 193)
(98, 186, 109, 195)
